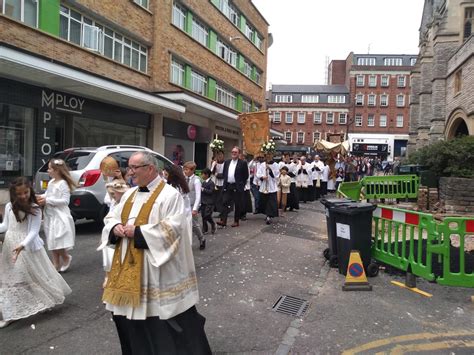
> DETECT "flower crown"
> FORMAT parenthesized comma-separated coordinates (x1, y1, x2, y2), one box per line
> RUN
(260, 139, 276, 154)
(53, 159, 64, 166)
(210, 138, 225, 152)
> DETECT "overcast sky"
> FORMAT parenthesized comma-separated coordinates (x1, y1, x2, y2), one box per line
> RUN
(252, 0, 425, 87)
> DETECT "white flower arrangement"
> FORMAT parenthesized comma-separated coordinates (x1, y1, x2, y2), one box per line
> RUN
(210, 138, 225, 152)
(260, 139, 276, 154)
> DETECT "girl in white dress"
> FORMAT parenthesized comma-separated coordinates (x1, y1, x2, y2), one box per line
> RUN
(0, 177, 71, 328)
(37, 159, 76, 272)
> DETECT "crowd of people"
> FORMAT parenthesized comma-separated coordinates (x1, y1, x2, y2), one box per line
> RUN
(0, 145, 399, 353)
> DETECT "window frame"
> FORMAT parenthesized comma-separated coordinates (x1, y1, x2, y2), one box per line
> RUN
(356, 75, 365, 87)
(172, 2, 187, 31)
(397, 75, 406, 87)
(285, 112, 293, 124)
(355, 114, 363, 127)
(285, 131, 292, 143)
(191, 17, 209, 46)
(191, 70, 207, 96)
(368, 75, 377, 87)
(368, 94, 376, 106)
(381, 75, 389, 87)
(355, 94, 364, 106)
(297, 112, 306, 124)
(275, 95, 292, 103)
(396, 94, 405, 107)
(367, 114, 375, 127)
(396, 114, 404, 128)
(272, 112, 281, 123)
(326, 112, 334, 124)
(301, 95, 319, 103)
(2, 0, 38, 27)
(313, 112, 322, 124)
(297, 131, 305, 144)
(380, 94, 388, 107)
(339, 113, 347, 124)
(215, 84, 236, 109)
(379, 114, 387, 127)
(313, 131, 320, 143)
(133, 0, 149, 9)
(170, 58, 185, 86)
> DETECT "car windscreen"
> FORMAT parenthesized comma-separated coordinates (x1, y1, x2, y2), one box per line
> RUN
(38, 151, 95, 172)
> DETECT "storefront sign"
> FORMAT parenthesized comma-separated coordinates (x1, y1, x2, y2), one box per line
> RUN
(215, 124, 240, 138)
(41, 91, 85, 114)
(163, 117, 211, 143)
(352, 143, 388, 154)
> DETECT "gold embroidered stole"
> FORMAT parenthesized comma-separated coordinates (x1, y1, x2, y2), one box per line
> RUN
(102, 181, 165, 307)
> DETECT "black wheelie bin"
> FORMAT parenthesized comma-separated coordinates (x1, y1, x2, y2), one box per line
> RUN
(320, 197, 353, 268)
(331, 202, 379, 277)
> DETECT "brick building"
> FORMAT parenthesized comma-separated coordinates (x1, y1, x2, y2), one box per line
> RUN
(267, 85, 350, 155)
(330, 53, 417, 161)
(0, 0, 268, 197)
(409, 0, 474, 154)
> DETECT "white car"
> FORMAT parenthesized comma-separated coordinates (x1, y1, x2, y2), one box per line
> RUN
(34, 145, 173, 223)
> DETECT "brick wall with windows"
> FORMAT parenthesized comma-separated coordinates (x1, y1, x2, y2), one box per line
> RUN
(269, 103, 350, 146)
(0, 15, 151, 90)
(154, 0, 268, 107)
(348, 71, 411, 134)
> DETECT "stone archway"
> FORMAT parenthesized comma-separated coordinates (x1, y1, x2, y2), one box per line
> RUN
(445, 109, 471, 140)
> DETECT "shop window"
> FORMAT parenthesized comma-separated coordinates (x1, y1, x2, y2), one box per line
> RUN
(73, 116, 146, 147)
(0, 103, 35, 182)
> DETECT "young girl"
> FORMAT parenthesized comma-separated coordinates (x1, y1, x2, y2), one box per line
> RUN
(37, 159, 76, 272)
(0, 177, 71, 328)
(277, 166, 291, 216)
(101, 179, 129, 287)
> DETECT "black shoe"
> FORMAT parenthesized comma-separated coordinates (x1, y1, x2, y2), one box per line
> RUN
(211, 224, 216, 234)
(289, 208, 294, 211)
(199, 240, 206, 250)
(265, 217, 271, 225)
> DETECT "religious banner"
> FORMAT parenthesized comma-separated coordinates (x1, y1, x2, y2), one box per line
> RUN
(239, 111, 270, 156)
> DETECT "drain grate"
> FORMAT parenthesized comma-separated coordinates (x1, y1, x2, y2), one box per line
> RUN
(272, 295, 310, 317)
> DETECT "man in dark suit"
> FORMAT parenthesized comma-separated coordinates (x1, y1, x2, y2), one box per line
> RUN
(217, 146, 249, 228)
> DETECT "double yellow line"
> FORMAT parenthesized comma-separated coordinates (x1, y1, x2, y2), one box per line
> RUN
(342, 331, 474, 354)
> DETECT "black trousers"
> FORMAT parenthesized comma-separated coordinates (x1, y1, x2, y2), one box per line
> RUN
(201, 204, 215, 233)
(112, 306, 211, 355)
(221, 184, 244, 223)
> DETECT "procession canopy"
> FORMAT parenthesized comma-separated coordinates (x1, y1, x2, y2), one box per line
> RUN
(239, 111, 270, 156)
(314, 140, 350, 156)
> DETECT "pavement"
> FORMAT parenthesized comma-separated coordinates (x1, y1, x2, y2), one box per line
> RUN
(0, 194, 473, 354)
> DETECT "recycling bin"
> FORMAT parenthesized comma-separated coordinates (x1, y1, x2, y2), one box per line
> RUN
(320, 198, 353, 267)
(331, 202, 378, 276)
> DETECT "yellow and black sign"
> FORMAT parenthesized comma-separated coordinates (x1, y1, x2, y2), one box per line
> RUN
(342, 250, 372, 291)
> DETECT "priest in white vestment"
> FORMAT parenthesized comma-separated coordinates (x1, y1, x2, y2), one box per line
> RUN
(99, 151, 211, 354)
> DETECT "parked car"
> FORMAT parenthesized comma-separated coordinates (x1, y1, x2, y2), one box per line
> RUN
(34, 145, 173, 223)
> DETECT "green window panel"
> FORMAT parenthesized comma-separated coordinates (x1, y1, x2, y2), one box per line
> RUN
(207, 78, 217, 100)
(239, 16, 246, 33)
(39, 0, 60, 35)
(208, 30, 217, 52)
(184, 65, 192, 90)
(251, 66, 257, 81)
(210, 0, 220, 7)
(235, 94, 243, 112)
(185, 11, 193, 35)
(237, 54, 245, 72)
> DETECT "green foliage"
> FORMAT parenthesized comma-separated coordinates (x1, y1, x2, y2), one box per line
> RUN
(408, 136, 474, 178)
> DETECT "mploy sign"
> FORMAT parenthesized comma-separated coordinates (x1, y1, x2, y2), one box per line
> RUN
(39, 90, 85, 164)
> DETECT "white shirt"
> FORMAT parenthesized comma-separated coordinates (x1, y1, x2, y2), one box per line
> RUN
(227, 159, 238, 183)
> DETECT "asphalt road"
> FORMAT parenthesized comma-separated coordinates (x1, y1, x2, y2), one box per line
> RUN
(1, 199, 473, 354)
